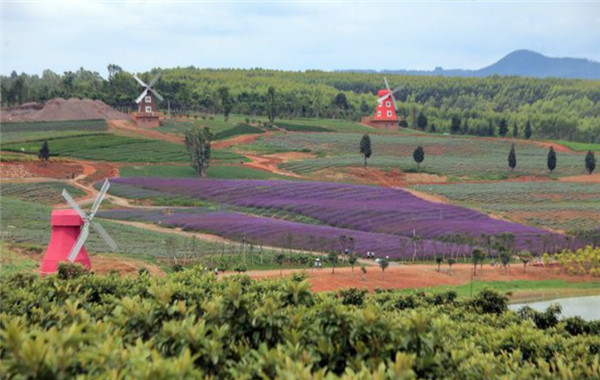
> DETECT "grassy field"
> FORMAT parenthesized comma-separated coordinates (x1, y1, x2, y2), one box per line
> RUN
(551, 140, 600, 152)
(409, 182, 600, 231)
(411, 279, 600, 301)
(2, 134, 246, 163)
(244, 133, 588, 178)
(1, 120, 108, 143)
(1, 182, 86, 205)
(120, 164, 290, 180)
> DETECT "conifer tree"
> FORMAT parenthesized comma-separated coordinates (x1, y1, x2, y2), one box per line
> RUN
(585, 150, 596, 175)
(508, 143, 516, 171)
(359, 134, 372, 169)
(524, 120, 532, 139)
(547, 146, 557, 173)
(413, 145, 425, 170)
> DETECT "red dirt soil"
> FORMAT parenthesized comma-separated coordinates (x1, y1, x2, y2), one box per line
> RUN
(212, 133, 268, 149)
(108, 120, 183, 144)
(241, 263, 597, 292)
(1, 98, 132, 122)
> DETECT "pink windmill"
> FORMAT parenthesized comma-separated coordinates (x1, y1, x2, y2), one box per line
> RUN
(40, 180, 118, 275)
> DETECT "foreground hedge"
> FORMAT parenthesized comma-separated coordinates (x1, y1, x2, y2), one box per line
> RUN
(1, 267, 599, 379)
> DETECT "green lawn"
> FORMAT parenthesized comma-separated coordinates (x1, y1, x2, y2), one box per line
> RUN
(406, 279, 600, 301)
(551, 140, 600, 152)
(2, 134, 246, 163)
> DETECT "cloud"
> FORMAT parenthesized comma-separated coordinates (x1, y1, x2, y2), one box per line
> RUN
(1, 1, 598, 76)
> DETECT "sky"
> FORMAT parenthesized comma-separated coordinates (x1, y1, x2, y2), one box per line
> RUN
(2, 0, 599, 77)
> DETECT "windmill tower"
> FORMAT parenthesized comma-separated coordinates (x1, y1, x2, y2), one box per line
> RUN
(40, 180, 118, 275)
(370, 77, 404, 129)
(133, 73, 164, 127)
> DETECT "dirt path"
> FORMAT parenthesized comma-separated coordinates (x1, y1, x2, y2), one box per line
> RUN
(212, 132, 269, 149)
(241, 153, 304, 178)
(108, 120, 183, 144)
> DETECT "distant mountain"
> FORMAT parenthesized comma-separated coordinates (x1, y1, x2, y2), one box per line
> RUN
(346, 50, 600, 80)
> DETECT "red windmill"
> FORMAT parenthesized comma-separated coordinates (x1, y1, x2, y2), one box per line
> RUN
(40, 180, 118, 275)
(371, 77, 404, 129)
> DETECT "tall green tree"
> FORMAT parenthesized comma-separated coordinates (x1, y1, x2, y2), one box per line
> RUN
(217, 86, 234, 121)
(524, 120, 532, 139)
(498, 118, 509, 137)
(413, 145, 425, 170)
(547, 146, 557, 173)
(359, 134, 372, 169)
(184, 125, 212, 177)
(450, 115, 461, 134)
(37, 141, 50, 162)
(508, 143, 517, 171)
(513, 122, 519, 138)
(378, 258, 389, 278)
(471, 249, 485, 276)
(328, 251, 338, 274)
(585, 150, 596, 174)
(266, 86, 277, 123)
(416, 112, 428, 131)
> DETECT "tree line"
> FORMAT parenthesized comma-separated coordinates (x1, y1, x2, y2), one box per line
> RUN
(2, 65, 598, 142)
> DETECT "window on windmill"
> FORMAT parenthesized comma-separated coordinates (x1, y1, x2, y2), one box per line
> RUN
(386, 101, 391, 107)
(387, 111, 393, 117)
(145, 106, 152, 113)
(145, 96, 152, 103)
(377, 111, 381, 117)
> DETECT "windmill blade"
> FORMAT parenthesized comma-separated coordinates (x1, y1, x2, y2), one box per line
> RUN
(383, 77, 392, 92)
(148, 73, 161, 87)
(391, 85, 404, 95)
(133, 74, 148, 87)
(91, 221, 118, 251)
(62, 189, 87, 219)
(135, 89, 149, 104)
(149, 88, 164, 102)
(89, 179, 110, 220)
(68, 223, 90, 262)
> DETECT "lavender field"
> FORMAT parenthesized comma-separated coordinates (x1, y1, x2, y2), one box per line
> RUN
(104, 178, 567, 258)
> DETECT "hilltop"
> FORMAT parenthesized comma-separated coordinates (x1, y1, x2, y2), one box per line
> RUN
(349, 50, 600, 80)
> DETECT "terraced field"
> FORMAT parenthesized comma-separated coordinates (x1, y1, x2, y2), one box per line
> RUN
(409, 182, 600, 232)
(246, 133, 587, 178)
(2, 134, 246, 163)
(1, 119, 108, 143)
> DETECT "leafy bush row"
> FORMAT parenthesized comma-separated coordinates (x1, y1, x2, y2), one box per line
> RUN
(1, 266, 599, 379)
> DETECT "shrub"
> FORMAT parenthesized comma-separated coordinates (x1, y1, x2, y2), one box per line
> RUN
(57, 262, 90, 280)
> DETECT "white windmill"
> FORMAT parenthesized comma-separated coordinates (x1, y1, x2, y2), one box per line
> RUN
(40, 179, 118, 274)
(133, 73, 164, 127)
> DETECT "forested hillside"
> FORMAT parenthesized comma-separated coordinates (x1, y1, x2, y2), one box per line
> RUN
(2, 66, 599, 142)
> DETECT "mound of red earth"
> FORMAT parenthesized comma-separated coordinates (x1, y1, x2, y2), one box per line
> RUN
(0, 98, 132, 122)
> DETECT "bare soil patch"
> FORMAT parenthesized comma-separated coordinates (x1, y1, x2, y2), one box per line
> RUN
(242, 263, 596, 293)
(558, 173, 600, 183)
(1, 98, 132, 122)
(212, 133, 267, 149)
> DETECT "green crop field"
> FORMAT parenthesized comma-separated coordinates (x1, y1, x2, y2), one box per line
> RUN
(409, 181, 600, 231)
(2, 134, 246, 163)
(1, 182, 86, 205)
(120, 164, 290, 180)
(244, 133, 588, 178)
(550, 140, 600, 152)
(1, 120, 108, 143)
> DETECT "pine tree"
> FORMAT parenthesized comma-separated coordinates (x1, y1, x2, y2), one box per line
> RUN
(266, 86, 277, 123)
(359, 134, 372, 169)
(512, 122, 519, 138)
(37, 140, 50, 161)
(508, 143, 516, 171)
(585, 150, 596, 175)
(524, 120, 532, 139)
(547, 146, 557, 173)
(413, 145, 425, 170)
